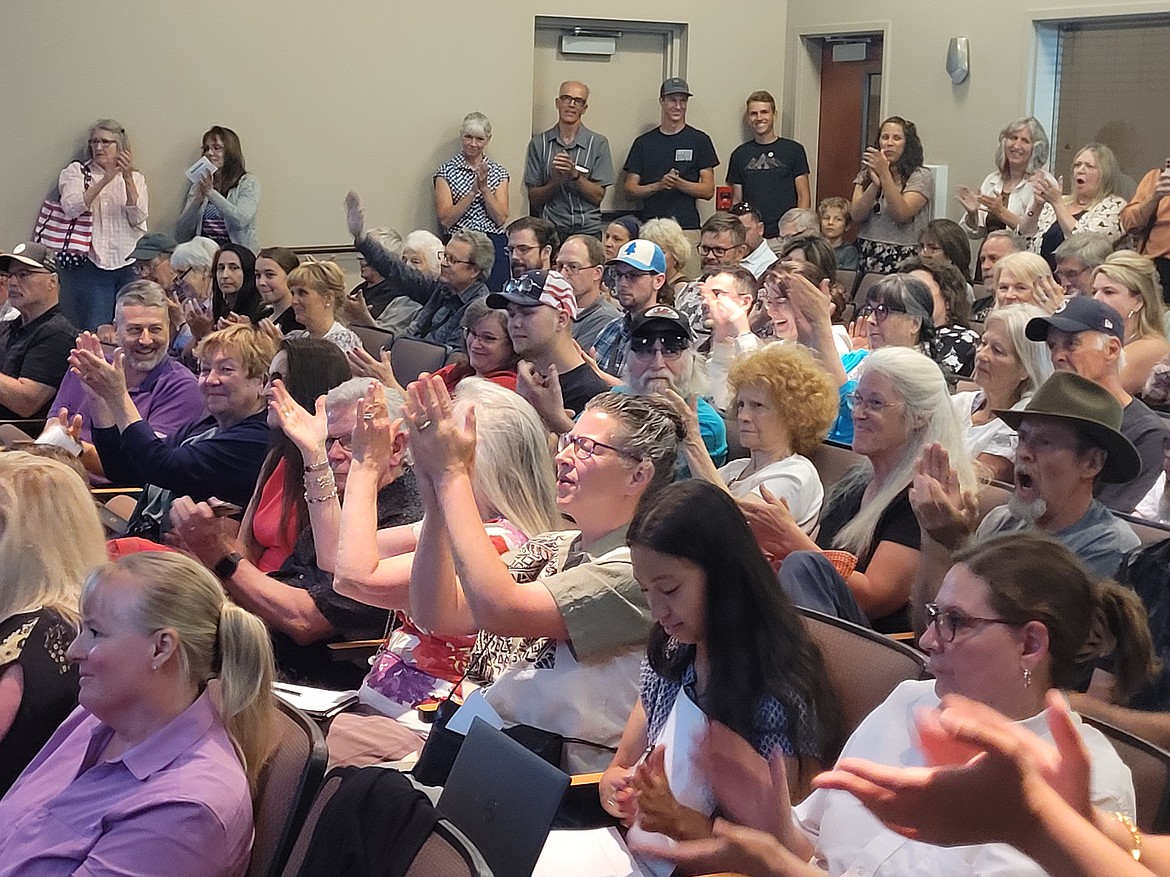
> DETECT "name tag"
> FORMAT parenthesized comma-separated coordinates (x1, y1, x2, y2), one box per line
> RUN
(674, 149, 693, 162)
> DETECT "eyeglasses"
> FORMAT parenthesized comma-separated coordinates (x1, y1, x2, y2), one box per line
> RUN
(464, 326, 505, 345)
(327, 434, 354, 452)
(554, 261, 599, 277)
(630, 335, 688, 360)
(698, 244, 741, 259)
(557, 432, 643, 463)
(924, 603, 1017, 644)
(88, 138, 118, 148)
(557, 95, 587, 107)
(8, 268, 50, 282)
(504, 272, 548, 297)
(759, 285, 789, 303)
(438, 251, 475, 267)
(169, 266, 194, 291)
(729, 201, 757, 217)
(857, 302, 904, 322)
(847, 392, 896, 414)
(505, 243, 540, 257)
(607, 266, 651, 285)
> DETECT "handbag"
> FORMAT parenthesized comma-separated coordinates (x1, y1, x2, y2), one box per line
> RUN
(33, 162, 94, 269)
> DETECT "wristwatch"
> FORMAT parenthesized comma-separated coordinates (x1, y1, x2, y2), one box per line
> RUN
(214, 551, 243, 581)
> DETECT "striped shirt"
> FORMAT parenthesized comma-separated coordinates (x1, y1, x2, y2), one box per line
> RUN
(58, 161, 148, 270)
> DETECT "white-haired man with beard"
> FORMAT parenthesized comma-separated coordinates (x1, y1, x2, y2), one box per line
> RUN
(39, 279, 201, 481)
(908, 370, 1141, 628)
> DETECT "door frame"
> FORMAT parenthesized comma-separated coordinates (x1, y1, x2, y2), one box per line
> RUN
(533, 15, 687, 81)
(786, 20, 891, 197)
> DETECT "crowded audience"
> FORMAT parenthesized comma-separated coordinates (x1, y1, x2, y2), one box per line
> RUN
(5, 75, 1170, 877)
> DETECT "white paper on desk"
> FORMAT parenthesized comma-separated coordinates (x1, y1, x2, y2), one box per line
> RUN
(185, 156, 216, 183)
(273, 682, 358, 718)
(444, 689, 503, 736)
(533, 827, 645, 877)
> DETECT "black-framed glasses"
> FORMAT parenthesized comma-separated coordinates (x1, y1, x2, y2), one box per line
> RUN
(554, 261, 599, 277)
(557, 432, 643, 463)
(857, 302, 903, 322)
(557, 94, 587, 107)
(605, 266, 651, 286)
(698, 244, 741, 259)
(630, 334, 688, 360)
(327, 434, 354, 452)
(924, 603, 1017, 644)
(168, 266, 194, 293)
(438, 251, 475, 267)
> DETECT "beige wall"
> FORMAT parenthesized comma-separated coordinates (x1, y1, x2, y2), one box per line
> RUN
(0, 2, 788, 252)
(784, 0, 1170, 222)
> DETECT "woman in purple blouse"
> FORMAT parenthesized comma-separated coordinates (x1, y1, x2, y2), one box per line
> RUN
(0, 552, 277, 877)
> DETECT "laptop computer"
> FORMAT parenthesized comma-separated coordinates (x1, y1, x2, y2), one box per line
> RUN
(437, 718, 570, 877)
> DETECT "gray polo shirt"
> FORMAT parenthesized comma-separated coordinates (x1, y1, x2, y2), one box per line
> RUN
(524, 124, 615, 235)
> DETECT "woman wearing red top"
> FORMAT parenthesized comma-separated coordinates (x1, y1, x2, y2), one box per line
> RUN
(240, 338, 350, 572)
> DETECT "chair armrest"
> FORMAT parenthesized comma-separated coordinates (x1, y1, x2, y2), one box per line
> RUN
(326, 639, 382, 663)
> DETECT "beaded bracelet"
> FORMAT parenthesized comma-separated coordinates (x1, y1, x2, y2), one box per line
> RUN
(307, 472, 335, 490)
(1113, 811, 1142, 861)
(305, 490, 338, 504)
(304, 458, 329, 473)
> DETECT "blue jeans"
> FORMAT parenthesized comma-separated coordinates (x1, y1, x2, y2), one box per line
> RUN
(59, 259, 136, 329)
(778, 550, 871, 628)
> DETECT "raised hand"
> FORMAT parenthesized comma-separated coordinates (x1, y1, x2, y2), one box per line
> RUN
(269, 379, 327, 458)
(69, 333, 128, 405)
(403, 373, 476, 479)
(351, 380, 399, 467)
(516, 360, 573, 434)
(344, 190, 366, 240)
(847, 316, 870, 351)
(908, 442, 977, 549)
(1031, 274, 1066, 313)
(347, 346, 402, 393)
(736, 484, 817, 568)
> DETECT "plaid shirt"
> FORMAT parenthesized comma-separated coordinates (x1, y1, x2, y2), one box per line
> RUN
(59, 162, 148, 269)
(591, 313, 631, 377)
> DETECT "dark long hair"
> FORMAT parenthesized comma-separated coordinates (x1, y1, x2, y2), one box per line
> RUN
(874, 116, 925, 184)
(629, 480, 843, 762)
(256, 339, 351, 539)
(212, 243, 262, 322)
(204, 125, 246, 195)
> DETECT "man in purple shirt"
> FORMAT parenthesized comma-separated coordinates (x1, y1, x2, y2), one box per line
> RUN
(40, 280, 202, 482)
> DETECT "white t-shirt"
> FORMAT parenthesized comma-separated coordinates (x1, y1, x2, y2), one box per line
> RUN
(795, 679, 1134, 877)
(1134, 472, 1170, 525)
(719, 454, 824, 534)
(951, 390, 1023, 462)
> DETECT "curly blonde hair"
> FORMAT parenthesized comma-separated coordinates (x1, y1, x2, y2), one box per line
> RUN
(728, 344, 838, 455)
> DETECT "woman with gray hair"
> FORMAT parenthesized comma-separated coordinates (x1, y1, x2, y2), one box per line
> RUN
(957, 117, 1049, 238)
(55, 118, 149, 329)
(763, 347, 976, 633)
(433, 111, 510, 236)
(168, 236, 220, 355)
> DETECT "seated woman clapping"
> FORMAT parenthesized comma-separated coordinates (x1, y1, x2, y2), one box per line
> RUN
(633, 532, 1150, 877)
(754, 347, 976, 632)
(320, 378, 563, 766)
(0, 551, 276, 877)
(676, 343, 838, 533)
(599, 481, 842, 877)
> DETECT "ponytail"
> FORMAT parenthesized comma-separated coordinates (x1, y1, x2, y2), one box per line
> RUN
(1092, 581, 1158, 702)
(217, 602, 277, 791)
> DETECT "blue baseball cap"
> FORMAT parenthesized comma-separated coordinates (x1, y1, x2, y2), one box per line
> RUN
(607, 239, 666, 275)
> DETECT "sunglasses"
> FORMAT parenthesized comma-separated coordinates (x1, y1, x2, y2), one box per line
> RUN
(630, 333, 688, 359)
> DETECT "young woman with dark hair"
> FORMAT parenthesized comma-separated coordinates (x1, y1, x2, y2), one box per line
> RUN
(850, 116, 933, 275)
(600, 480, 842, 862)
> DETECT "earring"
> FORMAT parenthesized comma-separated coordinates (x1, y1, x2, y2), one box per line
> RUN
(1023, 667, 1033, 688)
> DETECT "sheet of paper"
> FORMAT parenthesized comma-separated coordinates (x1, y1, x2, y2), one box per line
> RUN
(445, 689, 503, 735)
(533, 827, 646, 877)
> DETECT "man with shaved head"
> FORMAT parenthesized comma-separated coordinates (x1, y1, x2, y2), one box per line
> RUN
(524, 80, 615, 241)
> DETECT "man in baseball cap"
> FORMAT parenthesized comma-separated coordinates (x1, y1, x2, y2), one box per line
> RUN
(0, 242, 78, 421)
(1025, 296, 1166, 513)
(592, 240, 668, 377)
(622, 77, 719, 231)
(491, 270, 609, 432)
(126, 232, 179, 291)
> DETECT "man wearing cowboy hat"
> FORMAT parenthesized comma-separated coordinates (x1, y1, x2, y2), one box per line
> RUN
(911, 371, 1142, 626)
(1026, 295, 1166, 513)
